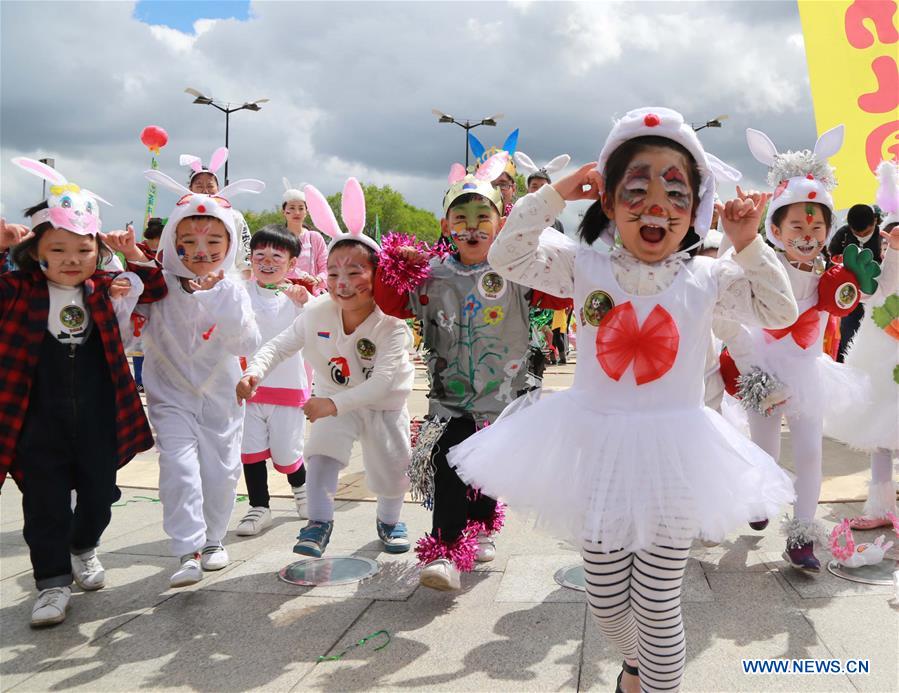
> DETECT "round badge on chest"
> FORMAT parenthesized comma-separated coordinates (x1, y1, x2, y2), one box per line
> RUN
(356, 337, 377, 360)
(581, 290, 615, 327)
(478, 271, 507, 300)
(60, 305, 86, 331)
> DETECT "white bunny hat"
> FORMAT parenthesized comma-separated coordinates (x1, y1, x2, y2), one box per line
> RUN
(180, 147, 228, 184)
(875, 159, 899, 228)
(746, 124, 844, 249)
(12, 157, 111, 235)
(514, 152, 571, 183)
(304, 178, 380, 254)
(282, 177, 307, 204)
(598, 107, 741, 241)
(442, 152, 509, 214)
(144, 167, 264, 278)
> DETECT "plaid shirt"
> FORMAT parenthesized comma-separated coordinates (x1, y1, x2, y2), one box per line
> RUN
(0, 264, 167, 487)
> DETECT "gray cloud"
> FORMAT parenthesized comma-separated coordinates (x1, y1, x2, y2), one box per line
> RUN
(2, 0, 820, 232)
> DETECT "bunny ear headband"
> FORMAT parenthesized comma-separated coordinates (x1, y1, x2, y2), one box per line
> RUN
(282, 177, 308, 204)
(143, 167, 265, 278)
(13, 157, 111, 235)
(469, 129, 519, 178)
(304, 178, 380, 253)
(597, 108, 741, 244)
(746, 124, 844, 249)
(514, 152, 571, 183)
(875, 159, 899, 228)
(442, 152, 509, 214)
(180, 146, 229, 184)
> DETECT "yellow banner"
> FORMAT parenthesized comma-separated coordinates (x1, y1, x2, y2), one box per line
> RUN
(798, 0, 899, 210)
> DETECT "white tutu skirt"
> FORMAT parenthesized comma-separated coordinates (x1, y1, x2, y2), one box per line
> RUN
(824, 318, 897, 451)
(448, 389, 795, 552)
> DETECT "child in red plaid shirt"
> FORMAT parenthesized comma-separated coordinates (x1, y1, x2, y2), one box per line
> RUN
(1, 158, 166, 628)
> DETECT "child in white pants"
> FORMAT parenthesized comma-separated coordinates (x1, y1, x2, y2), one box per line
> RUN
(122, 169, 263, 587)
(239, 179, 414, 557)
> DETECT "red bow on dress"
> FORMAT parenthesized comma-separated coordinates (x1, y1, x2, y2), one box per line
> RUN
(763, 307, 820, 349)
(595, 302, 680, 385)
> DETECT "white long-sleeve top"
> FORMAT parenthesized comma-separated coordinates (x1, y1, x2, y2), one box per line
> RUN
(245, 294, 414, 415)
(136, 272, 261, 410)
(243, 281, 308, 405)
(490, 185, 798, 327)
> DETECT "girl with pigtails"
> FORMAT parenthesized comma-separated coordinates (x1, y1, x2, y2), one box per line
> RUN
(448, 108, 798, 692)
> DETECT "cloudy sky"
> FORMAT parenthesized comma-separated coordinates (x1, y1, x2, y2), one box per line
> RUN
(1, 0, 818, 234)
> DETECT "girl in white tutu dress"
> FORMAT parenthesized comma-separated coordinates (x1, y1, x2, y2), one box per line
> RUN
(449, 107, 797, 693)
(716, 126, 881, 572)
(828, 162, 899, 530)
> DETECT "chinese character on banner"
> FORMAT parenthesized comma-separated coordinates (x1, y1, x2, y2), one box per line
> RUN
(798, 0, 899, 209)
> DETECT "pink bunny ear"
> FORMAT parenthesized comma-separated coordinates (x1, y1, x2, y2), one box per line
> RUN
(341, 177, 366, 235)
(179, 154, 204, 173)
(475, 152, 509, 181)
(448, 163, 466, 184)
(207, 147, 229, 174)
(12, 157, 68, 186)
(304, 184, 343, 238)
(746, 129, 778, 167)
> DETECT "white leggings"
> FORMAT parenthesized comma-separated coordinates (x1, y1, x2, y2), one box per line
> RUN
(748, 411, 822, 522)
(305, 455, 404, 525)
(582, 540, 690, 692)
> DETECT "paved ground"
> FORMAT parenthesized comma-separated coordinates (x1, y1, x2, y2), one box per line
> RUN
(2, 359, 898, 692)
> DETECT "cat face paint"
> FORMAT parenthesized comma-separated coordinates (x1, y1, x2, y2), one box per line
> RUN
(251, 244, 295, 286)
(326, 244, 375, 311)
(444, 198, 500, 266)
(174, 217, 230, 276)
(773, 202, 828, 264)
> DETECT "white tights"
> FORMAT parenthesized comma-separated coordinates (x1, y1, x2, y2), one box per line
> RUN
(305, 455, 404, 525)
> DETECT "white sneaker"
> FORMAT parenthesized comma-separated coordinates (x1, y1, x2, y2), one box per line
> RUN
(170, 553, 203, 588)
(475, 533, 495, 563)
(419, 558, 461, 591)
(236, 507, 272, 536)
(200, 544, 230, 571)
(292, 486, 308, 519)
(31, 586, 71, 627)
(71, 549, 106, 590)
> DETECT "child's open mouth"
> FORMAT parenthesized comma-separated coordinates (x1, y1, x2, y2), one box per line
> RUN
(639, 225, 666, 244)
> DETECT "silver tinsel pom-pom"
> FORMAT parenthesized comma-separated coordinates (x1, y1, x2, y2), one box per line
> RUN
(781, 515, 826, 548)
(767, 150, 836, 190)
(407, 417, 449, 509)
(737, 368, 788, 416)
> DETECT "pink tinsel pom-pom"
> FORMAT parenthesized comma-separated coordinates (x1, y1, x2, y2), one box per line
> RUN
(414, 530, 479, 573)
(829, 519, 856, 562)
(469, 502, 506, 537)
(378, 232, 436, 294)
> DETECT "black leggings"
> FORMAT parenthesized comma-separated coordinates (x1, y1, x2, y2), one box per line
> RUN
(243, 463, 306, 508)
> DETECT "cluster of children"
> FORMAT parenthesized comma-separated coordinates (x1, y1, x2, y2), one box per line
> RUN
(2, 106, 896, 693)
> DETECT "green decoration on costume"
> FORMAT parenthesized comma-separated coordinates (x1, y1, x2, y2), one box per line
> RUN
(446, 379, 466, 396)
(842, 244, 881, 295)
(871, 294, 899, 329)
(893, 364, 899, 385)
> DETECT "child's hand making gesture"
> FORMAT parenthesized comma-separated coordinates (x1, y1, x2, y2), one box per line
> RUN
(188, 270, 225, 293)
(0, 218, 32, 252)
(881, 223, 899, 251)
(552, 162, 603, 202)
(717, 187, 770, 253)
(105, 224, 146, 262)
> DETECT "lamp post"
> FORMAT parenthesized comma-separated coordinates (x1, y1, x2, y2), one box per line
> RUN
(38, 158, 55, 198)
(185, 88, 269, 185)
(432, 109, 504, 168)
(692, 114, 729, 132)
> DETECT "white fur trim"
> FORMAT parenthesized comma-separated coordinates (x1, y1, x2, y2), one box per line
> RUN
(861, 479, 898, 519)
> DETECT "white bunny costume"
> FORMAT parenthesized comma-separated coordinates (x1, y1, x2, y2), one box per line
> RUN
(135, 168, 263, 559)
(245, 179, 414, 526)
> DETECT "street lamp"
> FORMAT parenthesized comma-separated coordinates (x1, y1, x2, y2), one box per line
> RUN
(432, 109, 504, 168)
(38, 157, 55, 198)
(185, 88, 269, 185)
(692, 114, 729, 132)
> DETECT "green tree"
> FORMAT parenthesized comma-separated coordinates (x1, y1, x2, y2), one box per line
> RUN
(241, 183, 441, 243)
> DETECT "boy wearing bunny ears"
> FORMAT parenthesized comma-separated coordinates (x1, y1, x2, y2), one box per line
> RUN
(112, 169, 264, 588)
(374, 153, 571, 591)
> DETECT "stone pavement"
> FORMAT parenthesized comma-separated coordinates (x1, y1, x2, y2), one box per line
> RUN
(2, 361, 898, 692)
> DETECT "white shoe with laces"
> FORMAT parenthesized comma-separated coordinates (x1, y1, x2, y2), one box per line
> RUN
(292, 486, 308, 519)
(475, 533, 495, 563)
(419, 558, 461, 591)
(236, 507, 272, 536)
(170, 553, 203, 588)
(200, 544, 230, 571)
(31, 586, 71, 627)
(71, 549, 106, 590)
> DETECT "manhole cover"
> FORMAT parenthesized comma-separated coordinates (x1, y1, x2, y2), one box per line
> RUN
(826, 559, 897, 586)
(278, 556, 380, 586)
(554, 564, 585, 592)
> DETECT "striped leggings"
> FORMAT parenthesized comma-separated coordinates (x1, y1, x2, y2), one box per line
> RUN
(582, 541, 691, 692)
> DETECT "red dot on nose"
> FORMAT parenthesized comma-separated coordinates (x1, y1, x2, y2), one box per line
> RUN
(643, 114, 661, 127)
(420, 295, 429, 305)
(196, 205, 206, 213)
(808, 191, 817, 199)
(806, 174, 814, 180)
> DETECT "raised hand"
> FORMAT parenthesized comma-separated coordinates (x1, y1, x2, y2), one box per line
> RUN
(105, 224, 144, 261)
(0, 218, 32, 251)
(283, 283, 310, 306)
(552, 162, 603, 202)
(236, 374, 259, 404)
(188, 269, 225, 293)
(881, 223, 899, 251)
(109, 276, 133, 298)
(719, 186, 770, 253)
